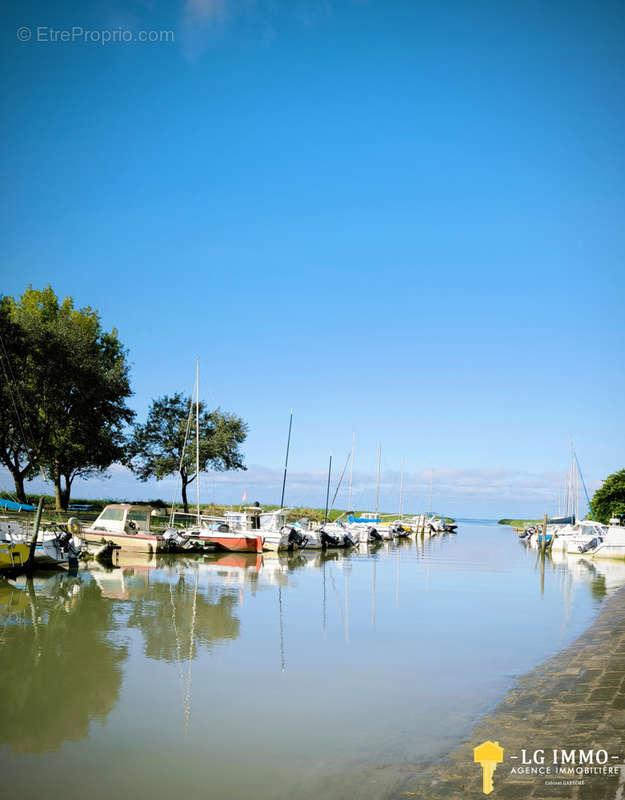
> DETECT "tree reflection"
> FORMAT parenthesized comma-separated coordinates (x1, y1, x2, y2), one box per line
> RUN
(126, 569, 240, 662)
(590, 573, 607, 601)
(0, 575, 127, 754)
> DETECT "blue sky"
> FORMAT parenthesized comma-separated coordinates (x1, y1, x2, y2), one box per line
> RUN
(2, 0, 624, 516)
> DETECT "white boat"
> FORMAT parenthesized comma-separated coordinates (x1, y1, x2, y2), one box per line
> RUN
(81, 504, 173, 553)
(427, 516, 452, 534)
(318, 521, 357, 547)
(574, 518, 625, 559)
(224, 507, 307, 552)
(348, 523, 382, 545)
(0, 520, 81, 568)
(371, 523, 395, 541)
(33, 529, 81, 567)
(550, 520, 607, 554)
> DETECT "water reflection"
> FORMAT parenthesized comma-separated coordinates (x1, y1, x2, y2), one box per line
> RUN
(0, 573, 127, 754)
(123, 566, 241, 662)
(3, 524, 625, 800)
(537, 545, 625, 601)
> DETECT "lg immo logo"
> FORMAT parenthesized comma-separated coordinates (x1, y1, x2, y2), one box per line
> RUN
(473, 741, 621, 793)
(473, 741, 503, 794)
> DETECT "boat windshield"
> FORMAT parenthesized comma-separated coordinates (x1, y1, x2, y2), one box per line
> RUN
(98, 508, 125, 522)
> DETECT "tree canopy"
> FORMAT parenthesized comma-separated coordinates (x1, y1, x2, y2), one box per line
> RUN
(590, 469, 625, 524)
(0, 297, 45, 498)
(127, 393, 247, 513)
(0, 286, 134, 509)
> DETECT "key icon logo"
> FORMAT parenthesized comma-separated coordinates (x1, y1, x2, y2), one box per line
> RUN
(473, 740, 504, 794)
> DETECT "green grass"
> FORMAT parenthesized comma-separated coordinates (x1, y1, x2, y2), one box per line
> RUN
(498, 518, 540, 528)
(0, 491, 439, 527)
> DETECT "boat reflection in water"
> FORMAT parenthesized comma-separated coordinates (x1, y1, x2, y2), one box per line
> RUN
(4, 524, 625, 800)
(0, 572, 128, 754)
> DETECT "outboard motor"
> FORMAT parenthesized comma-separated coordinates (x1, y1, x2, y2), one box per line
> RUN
(320, 529, 341, 549)
(579, 536, 602, 554)
(283, 525, 307, 551)
(390, 522, 409, 537)
(163, 528, 192, 551)
(342, 530, 357, 547)
(368, 525, 383, 542)
(56, 529, 81, 569)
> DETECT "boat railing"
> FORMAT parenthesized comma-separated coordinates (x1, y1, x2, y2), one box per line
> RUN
(167, 511, 227, 527)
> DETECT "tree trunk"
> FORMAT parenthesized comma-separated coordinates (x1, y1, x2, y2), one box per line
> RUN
(53, 461, 70, 511)
(54, 479, 63, 512)
(0, 452, 30, 502)
(62, 474, 73, 512)
(181, 479, 189, 514)
(8, 466, 27, 504)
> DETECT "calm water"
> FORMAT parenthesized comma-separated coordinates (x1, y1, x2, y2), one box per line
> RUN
(1, 521, 622, 799)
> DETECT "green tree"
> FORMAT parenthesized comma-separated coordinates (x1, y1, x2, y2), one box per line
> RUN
(590, 469, 625, 524)
(0, 286, 134, 510)
(0, 298, 47, 501)
(0, 577, 128, 753)
(127, 393, 247, 513)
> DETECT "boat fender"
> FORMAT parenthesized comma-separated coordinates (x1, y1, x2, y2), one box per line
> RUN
(67, 517, 82, 536)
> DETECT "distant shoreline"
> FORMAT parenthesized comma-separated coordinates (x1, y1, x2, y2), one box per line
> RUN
(0, 492, 452, 525)
(498, 518, 539, 527)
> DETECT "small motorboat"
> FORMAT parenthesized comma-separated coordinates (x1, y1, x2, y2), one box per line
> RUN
(0, 540, 31, 573)
(224, 508, 307, 552)
(32, 525, 81, 568)
(176, 523, 262, 554)
(574, 517, 625, 559)
(81, 505, 173, 554)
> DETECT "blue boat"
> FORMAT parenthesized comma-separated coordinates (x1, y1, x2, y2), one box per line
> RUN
(0, 498, 36, 512)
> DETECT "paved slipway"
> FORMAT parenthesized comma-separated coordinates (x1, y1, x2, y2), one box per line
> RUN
(391, 585, 625, 800)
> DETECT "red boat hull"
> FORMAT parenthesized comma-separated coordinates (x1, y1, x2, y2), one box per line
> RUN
(193, 534, 263, 553)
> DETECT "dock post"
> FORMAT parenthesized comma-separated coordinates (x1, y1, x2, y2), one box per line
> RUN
(27, 497, 44, 569)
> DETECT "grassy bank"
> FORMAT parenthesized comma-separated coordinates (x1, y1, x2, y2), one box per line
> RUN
(2, 492, 438, 525)
(498, 518, 540, 528)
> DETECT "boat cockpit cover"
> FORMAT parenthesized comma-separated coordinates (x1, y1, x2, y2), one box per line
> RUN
(0, 498, 37, 512)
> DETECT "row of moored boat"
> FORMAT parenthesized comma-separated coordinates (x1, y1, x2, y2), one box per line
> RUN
(0, 503, 458, 569)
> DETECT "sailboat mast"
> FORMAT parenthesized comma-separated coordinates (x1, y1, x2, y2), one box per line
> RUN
(567, 441, 575, 518)
(348, 432, 355, 512)
(196, 358, 200, 526)
(428, 469, 433, 514)
(375, 443, 381, 517)
(398, 457, 404, 520)
(324, 451, 333, 523)
(280, 409, 293, 509)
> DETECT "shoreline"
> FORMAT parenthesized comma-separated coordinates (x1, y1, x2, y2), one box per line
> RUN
(394, 584, 625, 799)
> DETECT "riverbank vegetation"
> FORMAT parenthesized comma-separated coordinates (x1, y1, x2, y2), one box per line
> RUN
(0, 490, 440, 526)
(590, 469, 625, 524)
(498, 519, 540, 528)
(499, 467, 625, 528)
